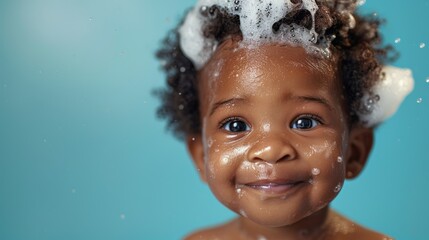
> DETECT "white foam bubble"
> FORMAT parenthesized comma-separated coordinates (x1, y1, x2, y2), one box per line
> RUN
(179, 0, 324, 69)
(359, 66, 414, 126)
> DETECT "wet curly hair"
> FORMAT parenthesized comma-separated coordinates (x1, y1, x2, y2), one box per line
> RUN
(156, 0, 394, 139)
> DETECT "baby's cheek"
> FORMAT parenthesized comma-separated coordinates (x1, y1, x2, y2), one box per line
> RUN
(205, 144, 251, 207)
(306, 141, 346, 206)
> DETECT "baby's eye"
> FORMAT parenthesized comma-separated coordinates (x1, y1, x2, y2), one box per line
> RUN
(221, 118, 250, 133)
(291, 116, 321, 130)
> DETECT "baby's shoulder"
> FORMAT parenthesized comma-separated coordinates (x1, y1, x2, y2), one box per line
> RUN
(337, 225, 392, 240)
(328, 211, 393, 240)
(183, 218, 239, 240)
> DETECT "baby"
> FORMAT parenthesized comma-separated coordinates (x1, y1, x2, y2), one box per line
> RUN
(156, 0, 413, 239)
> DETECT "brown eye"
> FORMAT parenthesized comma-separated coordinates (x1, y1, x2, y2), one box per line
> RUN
(222, 119, 250, 132)
(291, 117, 320, 130)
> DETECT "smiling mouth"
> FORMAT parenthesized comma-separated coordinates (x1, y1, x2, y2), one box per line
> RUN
(244, 180, 306, 194)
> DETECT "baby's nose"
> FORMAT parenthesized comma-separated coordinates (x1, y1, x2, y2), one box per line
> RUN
(247, 132, 297, 164)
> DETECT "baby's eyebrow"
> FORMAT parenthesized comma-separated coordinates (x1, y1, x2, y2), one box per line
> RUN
(293, 95, 333, 112)
(209, 97, 246, 116)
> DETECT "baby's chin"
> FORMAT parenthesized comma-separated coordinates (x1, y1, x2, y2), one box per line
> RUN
(232, 201, 330, 228)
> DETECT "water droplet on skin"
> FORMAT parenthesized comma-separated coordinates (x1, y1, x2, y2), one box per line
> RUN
(257, 236, 267, 240)
(239, 209, 247, 217)
(394, 38, 401, 44)
(334, 184, 342, 193)
(420, 43, 426, 48)
(120, 213, 125, 220)
(191, 137, 196, 141)
(417, 98, 423, 104)
(337, 156, 343, 163)
(311, 168, 320, 176)
(263, 124, 270, 132)
(221, 155, 230, 165)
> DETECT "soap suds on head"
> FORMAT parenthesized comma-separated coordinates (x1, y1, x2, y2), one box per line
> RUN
(179, 0, 325, 69)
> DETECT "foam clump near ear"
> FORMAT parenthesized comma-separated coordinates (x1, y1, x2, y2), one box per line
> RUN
(359, 66, 414, 127)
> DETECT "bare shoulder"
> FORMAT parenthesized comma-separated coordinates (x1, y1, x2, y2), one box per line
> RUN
(327, 210, 393, 240)
(183, 218, 239, 240)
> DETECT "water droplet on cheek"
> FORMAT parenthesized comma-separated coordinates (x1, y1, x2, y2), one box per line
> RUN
(311, 168, 320, 176)
(337, 156, 343, 163)
(239, 209, 247, 217)
(334, 184, 342, 193)
(257, 235, 267, 240)
(221, 155, 230, 165)
(262, 124, 270, 132)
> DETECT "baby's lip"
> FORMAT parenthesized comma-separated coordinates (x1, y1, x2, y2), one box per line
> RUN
(245, 179, 304, 187)
(242, 179, 307, 193)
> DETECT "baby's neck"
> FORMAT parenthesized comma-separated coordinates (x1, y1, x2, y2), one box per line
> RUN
(237, 206, 332, 239)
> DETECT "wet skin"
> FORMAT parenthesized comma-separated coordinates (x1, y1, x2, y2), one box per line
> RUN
(186, 40, 389, 239)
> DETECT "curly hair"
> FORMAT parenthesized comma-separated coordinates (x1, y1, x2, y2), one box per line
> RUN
(156, 1, 394, 139)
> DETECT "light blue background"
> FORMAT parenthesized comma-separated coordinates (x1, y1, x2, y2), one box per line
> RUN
(0, 0, 428, 239)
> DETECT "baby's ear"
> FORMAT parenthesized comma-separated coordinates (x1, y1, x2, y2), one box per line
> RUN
(186, 135, 207, 183)
(345, 126, 374, 179)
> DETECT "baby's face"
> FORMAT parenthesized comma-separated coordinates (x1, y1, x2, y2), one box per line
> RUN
(192, 40, 352, 227)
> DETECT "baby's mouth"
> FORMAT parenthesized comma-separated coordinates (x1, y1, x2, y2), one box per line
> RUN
(244, 179, 306, 194)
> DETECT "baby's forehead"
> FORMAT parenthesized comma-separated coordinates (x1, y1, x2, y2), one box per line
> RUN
(196, 40, 345, 110)
(199, 39, 338, 84)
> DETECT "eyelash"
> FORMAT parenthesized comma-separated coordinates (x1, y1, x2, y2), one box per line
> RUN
(294, 114, 324, 125)
(218, 117, 248, 129)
